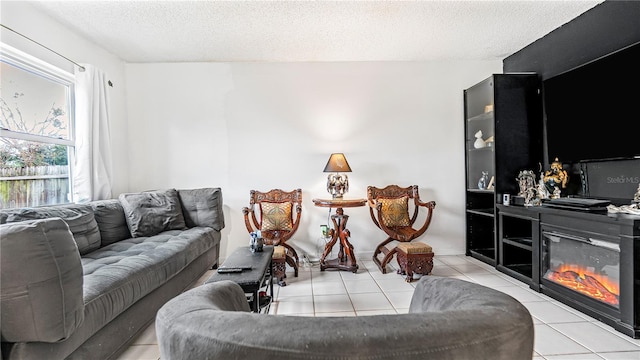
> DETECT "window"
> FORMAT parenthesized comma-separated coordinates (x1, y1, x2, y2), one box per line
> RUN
(0, 44, 75, 209)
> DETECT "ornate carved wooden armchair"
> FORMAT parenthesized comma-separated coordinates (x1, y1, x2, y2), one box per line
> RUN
(242, 189, 302, 282)
(367, 185, 436, 273)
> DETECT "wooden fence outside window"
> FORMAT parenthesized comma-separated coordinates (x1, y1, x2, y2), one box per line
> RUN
(0, 165, 70, 209)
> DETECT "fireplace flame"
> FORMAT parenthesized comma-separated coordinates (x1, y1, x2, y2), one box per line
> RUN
(545, 264, 619, 306)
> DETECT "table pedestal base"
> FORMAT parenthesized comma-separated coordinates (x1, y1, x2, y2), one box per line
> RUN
(321, 257, 358, 272)
(313, 198, 366, 274)
(319, 208, 359, 273)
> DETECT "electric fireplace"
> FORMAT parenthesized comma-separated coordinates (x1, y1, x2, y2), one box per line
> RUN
(542, 228, 620, 308)
(540, 212, 639, 339)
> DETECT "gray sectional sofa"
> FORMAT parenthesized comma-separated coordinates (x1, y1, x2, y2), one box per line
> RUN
(0, 188, 224, 360)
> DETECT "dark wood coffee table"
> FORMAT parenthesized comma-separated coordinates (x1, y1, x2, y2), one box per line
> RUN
(205, 246, 274, 313)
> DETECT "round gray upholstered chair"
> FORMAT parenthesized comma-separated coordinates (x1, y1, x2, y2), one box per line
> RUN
(156, 276, 534, 360)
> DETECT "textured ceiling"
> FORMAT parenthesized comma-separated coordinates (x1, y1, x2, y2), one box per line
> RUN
(26, 0, 603, 63)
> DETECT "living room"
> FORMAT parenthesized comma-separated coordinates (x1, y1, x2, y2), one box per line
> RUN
(2, 0, 598, 260)
(2, 1, 640, 359)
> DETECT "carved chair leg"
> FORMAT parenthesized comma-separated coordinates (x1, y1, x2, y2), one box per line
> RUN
(405, 269, 413, 282)
(272, 258, 287, 286)
(285, 254, 299, 277)
(372, 237, 394, 274)
(379, 247, 398, 274)
(396, 254, 413, 282)
(283, 243, 300, 267)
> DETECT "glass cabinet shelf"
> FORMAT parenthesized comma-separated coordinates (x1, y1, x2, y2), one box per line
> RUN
(464, 73, 541, 267)
(467, 112, 494, 122)
(468, 147, 494, 152)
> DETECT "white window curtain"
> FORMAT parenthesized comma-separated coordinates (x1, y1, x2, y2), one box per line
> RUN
(73, 64, 113, 202)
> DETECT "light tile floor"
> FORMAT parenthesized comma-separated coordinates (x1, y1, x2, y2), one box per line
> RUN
(116, 255, 640, 360)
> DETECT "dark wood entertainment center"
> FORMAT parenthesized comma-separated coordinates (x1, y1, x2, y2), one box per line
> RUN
(497, 204, 639, 338)
(464, 1, 640, 338)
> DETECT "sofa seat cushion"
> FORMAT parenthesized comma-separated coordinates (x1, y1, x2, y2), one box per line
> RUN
(79, 227, 217, 335)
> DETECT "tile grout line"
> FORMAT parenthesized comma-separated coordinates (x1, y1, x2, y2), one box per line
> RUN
(337, 270, 358, 315)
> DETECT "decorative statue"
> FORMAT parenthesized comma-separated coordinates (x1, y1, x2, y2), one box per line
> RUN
(516, 170, 538, 206)
(478, 171, 489, 190)
(516, 170, 536, 197)
(543, 158, 569, 199)
(249, 231, 263, 253)
(473, 130, 486, 149)
(536, 178, 549, 200)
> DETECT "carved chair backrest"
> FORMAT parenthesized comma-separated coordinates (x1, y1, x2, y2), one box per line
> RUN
(244, 188, 302, 244)
(367, 184, 421, 227)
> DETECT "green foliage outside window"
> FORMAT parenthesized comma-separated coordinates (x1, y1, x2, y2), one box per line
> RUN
(0, 97, 69, 167)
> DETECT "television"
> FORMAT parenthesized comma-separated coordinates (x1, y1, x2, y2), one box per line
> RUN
(581, 158, 640, 204)
(543, 41, 640, 163)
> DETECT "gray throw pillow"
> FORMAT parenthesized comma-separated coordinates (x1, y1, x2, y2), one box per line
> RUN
(119, 189, 187, 237)
(0, 218, 84, 342)
(0, 204, 101, 255)
(178, 188, 225, 231)
(90, 199, 131, 245)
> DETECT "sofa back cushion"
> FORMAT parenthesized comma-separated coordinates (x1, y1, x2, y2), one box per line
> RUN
(178, 188, 225, 231)
(0, 204, 101, 255)
(0, 218, 84, 343)
(119, 189, 187, 237)
(90, 199, 131, 246)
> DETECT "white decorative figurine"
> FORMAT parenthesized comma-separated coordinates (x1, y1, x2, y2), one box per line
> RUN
(537, 178, 549, 200)
(473, 130, 486, 149)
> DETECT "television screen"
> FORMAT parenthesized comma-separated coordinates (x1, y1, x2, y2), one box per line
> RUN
(581, 158, 640, 203)
(543, 42, 640, 163)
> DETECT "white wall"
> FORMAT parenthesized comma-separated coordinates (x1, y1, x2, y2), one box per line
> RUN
(126, 61, 502, 261)
(1, 1, 130, 196)
(2, 1, 504, 261)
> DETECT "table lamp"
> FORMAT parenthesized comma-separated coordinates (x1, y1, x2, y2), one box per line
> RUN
(323, 153, 352, 198)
